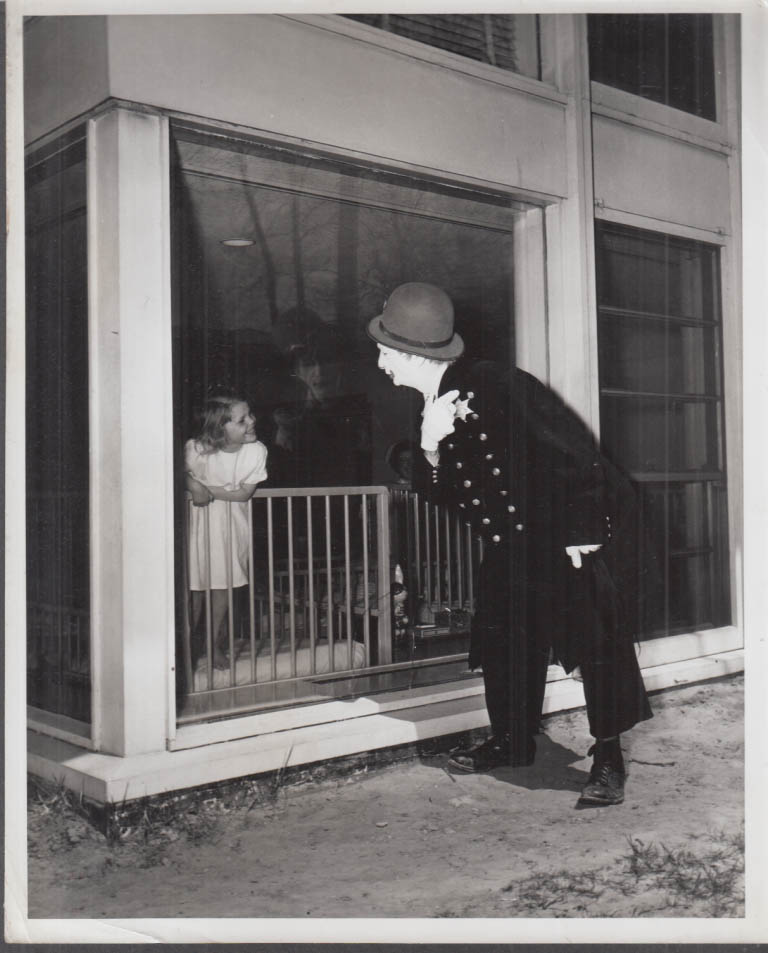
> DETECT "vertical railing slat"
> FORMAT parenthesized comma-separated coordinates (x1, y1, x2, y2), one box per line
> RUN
(307, 496, 316, 675)
(444, 507, 452, 608)
(343, 495, 352, 672)
(287, 497, 296, 677)
(434, 503, 442, 609)
(226, 502, 236, 686)
(424, 498, 432, 611)
(361, 494, 370, 662)
(183, 501, 194, 692)
(248, 498, 257, 684)
(455, 512, 464, 609)
(267, 498, 276, 682)
(325, 496, 333, 648)
(466, 521, 474, 611)
(204, 504, 213, 691)
(376, 490, 392, 664)
(412, 492, 421, 601)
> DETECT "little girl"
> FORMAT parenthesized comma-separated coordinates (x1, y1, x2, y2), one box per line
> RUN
(186, 394, 268, 669)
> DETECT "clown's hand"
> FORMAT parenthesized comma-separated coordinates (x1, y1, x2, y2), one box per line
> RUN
(565, 544, 602, 569)
(421, 390, 460, 452)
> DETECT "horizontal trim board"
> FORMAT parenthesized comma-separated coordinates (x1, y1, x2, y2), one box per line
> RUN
(596, 205, 729, 245)
(292, 14, 567, 108)
(27, 707, 94, 751)
(590, 82, 731, 151)
(28, 649, 743, 805)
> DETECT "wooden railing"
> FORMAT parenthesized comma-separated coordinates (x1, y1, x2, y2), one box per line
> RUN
(180, 484, 483, 706)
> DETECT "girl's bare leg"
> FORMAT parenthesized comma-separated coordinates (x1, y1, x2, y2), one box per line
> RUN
(190, 591, 206, 664)
(210, 590, 231, 669)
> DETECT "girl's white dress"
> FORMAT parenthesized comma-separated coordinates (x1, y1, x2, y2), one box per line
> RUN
(185, 439, 268, 590)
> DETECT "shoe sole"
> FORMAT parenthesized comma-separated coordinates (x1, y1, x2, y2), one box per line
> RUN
(447, 757, 535, 773)
(446, 759, 481, 773)
(577, 793, 624, 806)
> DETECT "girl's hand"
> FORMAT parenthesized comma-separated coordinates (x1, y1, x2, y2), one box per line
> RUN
(189, 480, 213, 507)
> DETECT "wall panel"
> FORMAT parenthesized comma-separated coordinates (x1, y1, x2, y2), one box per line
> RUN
(105, 14, 569, 197)
(593, 115, 732, 235)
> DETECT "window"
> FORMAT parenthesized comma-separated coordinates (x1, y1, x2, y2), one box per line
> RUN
(588, 14, 716, 120)
(26, 134, 91, 722)
(171, 125, 524, 720)
(595, 223, 730, 637)
(344, 14, 541, 81)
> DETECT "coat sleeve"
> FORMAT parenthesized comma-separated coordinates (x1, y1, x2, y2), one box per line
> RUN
(518, 371, 609, 546)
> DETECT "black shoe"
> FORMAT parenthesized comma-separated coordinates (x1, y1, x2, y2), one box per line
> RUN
(578, 741, 625, 806)
(448, 734, 535, 773)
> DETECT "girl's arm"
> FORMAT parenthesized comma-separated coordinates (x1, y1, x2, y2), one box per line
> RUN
(207, 483, 259, 503)
(186, 472, 213, 506)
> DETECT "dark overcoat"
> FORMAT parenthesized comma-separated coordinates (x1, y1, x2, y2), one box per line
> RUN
(423, 361, 647, 674)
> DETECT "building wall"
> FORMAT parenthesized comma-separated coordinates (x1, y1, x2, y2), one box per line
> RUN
(22, 14, 743, 785)
(23, 16, 109, 144)
(593, 115, 733, 234)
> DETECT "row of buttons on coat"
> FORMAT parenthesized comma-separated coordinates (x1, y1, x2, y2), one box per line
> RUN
(442, 390, 523, 543)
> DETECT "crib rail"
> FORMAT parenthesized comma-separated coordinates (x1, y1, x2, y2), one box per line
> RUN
(182, 486, 392, 699)
(180, 484, 482, 714)
(390, 488, 482, 629)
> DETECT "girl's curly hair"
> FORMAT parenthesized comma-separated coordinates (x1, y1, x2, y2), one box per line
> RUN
(193, 394, 248, 454)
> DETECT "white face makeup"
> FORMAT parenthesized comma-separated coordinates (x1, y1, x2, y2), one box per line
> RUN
(223, 401, 257, 449)
(377, 344, 424, 391)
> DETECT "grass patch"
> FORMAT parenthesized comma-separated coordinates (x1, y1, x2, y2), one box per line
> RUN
(625, 829, 744, 917)
(487, 826, 745, 919)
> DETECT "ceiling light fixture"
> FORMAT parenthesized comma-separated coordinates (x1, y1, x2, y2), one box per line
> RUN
(220, 238, 255, 247)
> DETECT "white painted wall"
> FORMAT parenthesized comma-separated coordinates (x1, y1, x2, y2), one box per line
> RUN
(108, 15, 568, 196)
(21, 14, 743, 767)
(25, 15, 569, 200)
(593, 115, 733, 236)
(23, 16, 109, 144)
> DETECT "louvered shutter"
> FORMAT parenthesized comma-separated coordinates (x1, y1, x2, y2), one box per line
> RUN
(346, 14, 535, 76)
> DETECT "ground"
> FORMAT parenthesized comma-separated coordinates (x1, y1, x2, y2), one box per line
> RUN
(27, 674, 743, 920)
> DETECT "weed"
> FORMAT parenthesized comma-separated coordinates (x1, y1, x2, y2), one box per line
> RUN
(499, 827, 744, 918)
(29, 775, 92, 824)
(248, 747, 294, 810)
(625, 828, 744, 916)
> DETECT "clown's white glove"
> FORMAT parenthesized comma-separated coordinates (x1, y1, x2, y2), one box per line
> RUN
(565, 544, 602, 568)
(420, 390, 460, 453)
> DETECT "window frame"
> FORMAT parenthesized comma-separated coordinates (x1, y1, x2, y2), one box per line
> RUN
(24, 128, 94, 739)
(168, 119, 544, 725)
(594, 219, 733, 639)
(590, 15, 734, 147)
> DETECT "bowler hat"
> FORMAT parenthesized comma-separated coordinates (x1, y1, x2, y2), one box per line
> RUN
(367, 283, 464, 361)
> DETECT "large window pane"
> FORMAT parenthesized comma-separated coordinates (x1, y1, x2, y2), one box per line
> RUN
(171, 126, 520, 719)
(640, 483, 729, 630)
(601, 396, 720, 474)
(596, 226, 719, 319)
(26, 136, 91, 722)
(596, 222, 729, 637)
(599, 315, 718, 395)
(588, 14, 716, 120)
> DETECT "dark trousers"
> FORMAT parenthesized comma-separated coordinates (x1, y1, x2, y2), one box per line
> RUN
(473, 548, 652, 749)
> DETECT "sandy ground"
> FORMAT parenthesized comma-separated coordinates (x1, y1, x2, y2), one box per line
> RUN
(28, 674, 744, 920)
